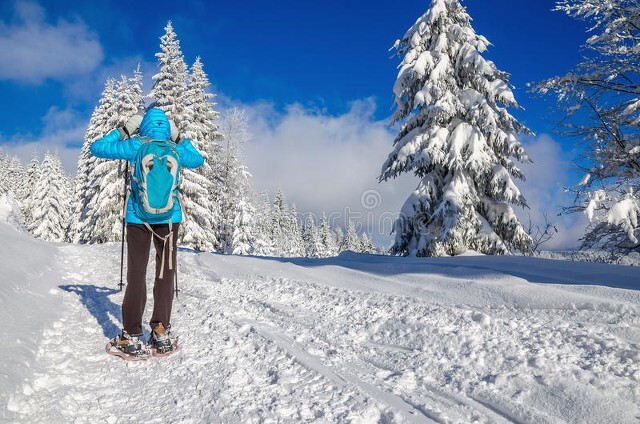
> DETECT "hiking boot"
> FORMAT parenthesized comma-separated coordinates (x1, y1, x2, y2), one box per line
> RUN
(110, 331, 149, 359)
(149, 323, 174, 354)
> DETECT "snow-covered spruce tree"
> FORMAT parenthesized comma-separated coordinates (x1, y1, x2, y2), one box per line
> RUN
(536, 0, 640, 256)
(71, 78, 118, 243)
(21, 153, 41, 202)
(214, 107, 256, 254)
(152, 26, 218, 251)
(20, 153, 41, 228)
(302, 216, 322, 258)
(318, 213, 339, 257)
(334, 227, 345, 252)
(0, 151, 26, 230)
(73, 67, 143, 244)
(340, 220, 361, 252)
(380, 0, 533, 256)
(179, 56, 221, 252)
(231, 198, 256, 255)
(28, 153, 71, 242)
(270, 188, 292, 255)
(0, 150, 8, 195)
(252, 191, 276, 256)
(150, 21, 189, 129)
(359, 233, 377, 254)
(91, 75, 144, 243)
(0, 152, 19, 195)
(130, 64, 145, 113)
(5, 156, 26, 198)
(287, 204, 306, 257)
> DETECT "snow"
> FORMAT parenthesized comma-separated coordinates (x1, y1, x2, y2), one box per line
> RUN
(607, 197, 640, 244)
(0, 194, 23, 228)
(0, 221, 58, 413)
(585, 189, 606, 222)
(2, 221, 640, 422)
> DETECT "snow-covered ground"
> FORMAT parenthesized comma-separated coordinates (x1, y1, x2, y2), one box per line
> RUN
(1, 220, 639, 423)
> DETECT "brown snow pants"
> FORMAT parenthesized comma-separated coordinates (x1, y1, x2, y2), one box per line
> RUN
(122, 223, 179, 336)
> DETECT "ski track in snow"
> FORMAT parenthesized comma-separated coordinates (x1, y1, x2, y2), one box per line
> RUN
(4, 242, 640, 423)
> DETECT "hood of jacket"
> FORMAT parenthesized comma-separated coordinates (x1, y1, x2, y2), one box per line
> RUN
(139, 108, 171, 140)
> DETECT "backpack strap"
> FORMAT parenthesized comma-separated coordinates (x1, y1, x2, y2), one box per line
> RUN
(143, 220, 174, 279)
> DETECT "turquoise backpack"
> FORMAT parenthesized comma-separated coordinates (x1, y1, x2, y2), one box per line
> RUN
(131, 138, 181, 222)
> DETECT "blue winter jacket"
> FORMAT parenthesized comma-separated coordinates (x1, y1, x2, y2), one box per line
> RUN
(90, 108, 205, 225)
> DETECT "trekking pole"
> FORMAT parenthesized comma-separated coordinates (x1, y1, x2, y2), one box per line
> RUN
(119, 161, 130, 291)
(174, 267, 180, 299)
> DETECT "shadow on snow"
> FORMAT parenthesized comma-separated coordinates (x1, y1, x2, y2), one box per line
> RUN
(59, 285, 123, 338)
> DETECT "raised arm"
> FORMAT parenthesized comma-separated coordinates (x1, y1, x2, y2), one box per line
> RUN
(90, 129, 142, 161)
(176, 138, 205, 169)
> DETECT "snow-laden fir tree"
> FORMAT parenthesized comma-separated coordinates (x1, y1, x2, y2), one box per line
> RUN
(287, 203, 306, 257)
(0, 149, 8, 195)
(252, 191, 276, 256)
(270, 189, 307, 256)
(150, 21, 189, 130)
(179, 57, 220, 252)
(21, 153, 41, 201)
(152, 26, 219, 251)
(536, 0, 640, 256)
(380, 0, 533, 256)
(73, 68, 144, 244)
(21, 153, 41, 228)
(0, 149, 25, 230)
(130, 64, 145, 113)
(359, 233, 377, 254)
(212, 107, 243, 252)
(318, 213, 339, 257)
(0, 152, 21, 197)
(5, 155, 26, 199)
(71, 78, 118, 243)
(270, 188, 293, 255)
(302, 216, 322, 258)
(28, 153, 71, 242)
(334, 227, 345, 251)
(340, 220, 361, 252)
(91, 75, 144, 242)
(231, 198, 256, 255)
(214, 107, 256, 254)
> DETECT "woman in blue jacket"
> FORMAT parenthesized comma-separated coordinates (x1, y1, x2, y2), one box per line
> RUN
(91, 107, 204, 359)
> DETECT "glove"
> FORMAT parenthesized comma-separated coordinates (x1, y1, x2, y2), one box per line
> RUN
(118, 114, 143, 139)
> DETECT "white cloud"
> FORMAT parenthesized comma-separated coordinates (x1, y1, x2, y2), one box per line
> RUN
(517, 134, 587, 250)
(242, 98, 416, 249)
(1, 106, 85, 174)
(0, 1, 103, 83)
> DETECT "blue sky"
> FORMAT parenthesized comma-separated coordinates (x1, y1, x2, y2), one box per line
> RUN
(0, 0, 593, 248)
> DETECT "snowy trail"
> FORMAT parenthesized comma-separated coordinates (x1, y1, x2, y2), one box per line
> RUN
(4, 239, 640, 423)
(4, 244, 391, 422)
(195, 255, 640, 423)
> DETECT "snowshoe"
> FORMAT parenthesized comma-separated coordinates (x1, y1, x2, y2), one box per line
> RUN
(148, 323, 179, 357)
(106, 331, 151, 361)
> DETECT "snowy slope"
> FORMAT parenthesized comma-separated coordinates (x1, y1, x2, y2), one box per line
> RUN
(0, 215, 60, 412)
(1, 220, 639, 423)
